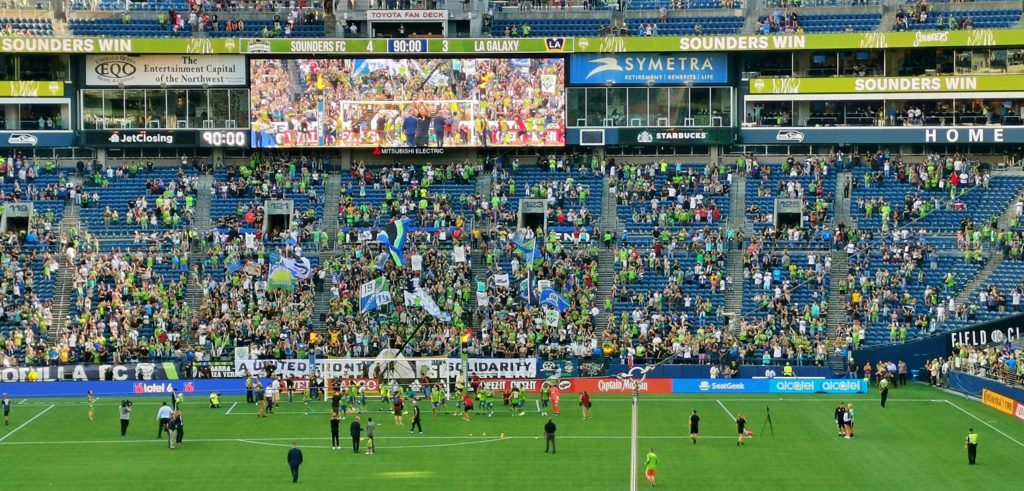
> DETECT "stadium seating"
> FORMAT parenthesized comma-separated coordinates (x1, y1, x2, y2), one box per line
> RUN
(490, 15, 743, 36)
(0, 17, 53, 36)
(68, 18, 325, 37)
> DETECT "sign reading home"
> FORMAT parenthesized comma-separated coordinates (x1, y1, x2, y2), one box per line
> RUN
(86, 55, 245, 87)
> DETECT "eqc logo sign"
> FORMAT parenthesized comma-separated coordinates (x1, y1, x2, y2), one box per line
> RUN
(92, 55, 137, 83)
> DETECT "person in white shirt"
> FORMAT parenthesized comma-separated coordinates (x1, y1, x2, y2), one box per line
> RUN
(765, 368, 776, 379)
(156, 402, 173, 438)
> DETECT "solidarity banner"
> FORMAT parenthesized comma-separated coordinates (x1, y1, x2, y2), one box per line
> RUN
(234, 357, 539, 379)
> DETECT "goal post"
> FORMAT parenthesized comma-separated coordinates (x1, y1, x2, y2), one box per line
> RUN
(334, 99, 480, 147)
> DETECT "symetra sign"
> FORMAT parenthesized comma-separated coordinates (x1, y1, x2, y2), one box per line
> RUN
(570, 53, 727, 85)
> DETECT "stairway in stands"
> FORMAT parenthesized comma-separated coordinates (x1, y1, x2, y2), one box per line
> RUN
(49, 179, 83, 340)
(594, 175, 619, 337)
(193, 173, 214, 237)
(320, 172, 342, 249)
(724, 172, 747, 331)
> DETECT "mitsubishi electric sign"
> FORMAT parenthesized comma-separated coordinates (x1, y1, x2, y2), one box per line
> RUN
(86, 54, 245, 87)
(569, 53, 728, 85)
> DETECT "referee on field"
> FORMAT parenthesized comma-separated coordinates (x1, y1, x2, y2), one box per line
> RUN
(689, 410, 700, 444)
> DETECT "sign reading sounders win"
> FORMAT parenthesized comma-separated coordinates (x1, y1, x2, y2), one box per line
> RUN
(750, 75, 1024, 94)
(2, 29, 1024, 54)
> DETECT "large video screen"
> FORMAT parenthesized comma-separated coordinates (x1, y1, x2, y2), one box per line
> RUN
(250, 58, 565, 148)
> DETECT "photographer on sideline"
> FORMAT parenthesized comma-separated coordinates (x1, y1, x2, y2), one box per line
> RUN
(120, 400, 133, 437)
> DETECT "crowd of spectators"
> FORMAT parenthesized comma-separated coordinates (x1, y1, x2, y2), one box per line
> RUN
(340, 161, 479, 230)
(479, 228, 599, 358)
(615, 161, 730, 233)
(250, 58, 566, 148)
(953, 342, 1023, 387)
(323, 232, 474, 358)
(211, 153, 324, 243)
(0, 240, 55, 367)
(894, 1, 975, 31)
(196, 241, 317, 361)
(55, 233, 191, 365)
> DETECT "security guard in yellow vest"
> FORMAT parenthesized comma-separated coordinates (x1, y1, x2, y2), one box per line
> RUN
(965, 429, 978, 464)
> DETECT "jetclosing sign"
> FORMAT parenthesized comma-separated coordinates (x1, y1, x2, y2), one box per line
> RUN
(569, 53, 728, 85)
(86, 54, 246, 87)
(749, 75, 1024, 94)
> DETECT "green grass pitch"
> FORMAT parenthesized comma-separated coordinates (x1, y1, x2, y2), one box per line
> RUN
(1, 384, 1022, 489)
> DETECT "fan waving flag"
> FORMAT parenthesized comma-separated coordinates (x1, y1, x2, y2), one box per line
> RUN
(378, 219, 409, 267)
(510, 234, 543, 270)
(539, 288, 570, 312)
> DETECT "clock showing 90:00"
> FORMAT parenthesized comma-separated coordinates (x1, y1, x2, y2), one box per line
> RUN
(200, 130, 249, 148)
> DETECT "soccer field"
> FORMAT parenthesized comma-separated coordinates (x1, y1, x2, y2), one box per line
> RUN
(1, 383, 1022, 489)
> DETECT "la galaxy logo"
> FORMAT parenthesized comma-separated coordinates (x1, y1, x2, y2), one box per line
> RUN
(544, 37, 567, 52)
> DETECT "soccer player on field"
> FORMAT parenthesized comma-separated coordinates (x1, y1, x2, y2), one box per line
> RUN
(462, 393, 474, 421)
(540, 382, 550, 416)
(379, 383, 391, 411)
(430, 384, 443, 416)
(347, 383, 359, 412)
(736, 414, 748, 446)
(87, 390, 96, 422)
(481, 389, 495, 417)
(510, 388, 525, 416)
(645, 448, 658, 487)
(550, 384, 561, 417)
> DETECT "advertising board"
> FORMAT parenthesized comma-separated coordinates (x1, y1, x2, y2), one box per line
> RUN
(86, 55, 246, 87)
(569, 53, 727, 85)
(749, 75, 1024, 95)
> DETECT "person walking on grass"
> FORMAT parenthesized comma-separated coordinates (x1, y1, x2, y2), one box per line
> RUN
(119, 400, 132, 437)
(736, 414, 748, 446)
(287, 443, 303, 483)
(544, 418, 557, 454)
(462, 392, 474, 421)
(966, 428, 978, 464)
(645, 448, 658, 487)
(157, 402, 172, 438)
(167, 410, 181, 450)
(393, 395, 405, 426)
(410, 401, 423, 434)
(350, 416, 363, 454)
(2, 393, 10, 426)
(580, 391, 592, 419)
(366, 417, 376, 455)
(330, 412, 341, 450)
(87, 390, 96, 422)
(689, 410, 700, 444)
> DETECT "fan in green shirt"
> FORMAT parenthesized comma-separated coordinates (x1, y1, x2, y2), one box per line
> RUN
(645, 448, 658, 486)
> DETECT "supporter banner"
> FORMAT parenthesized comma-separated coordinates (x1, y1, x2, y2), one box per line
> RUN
(0, 363, 178, 383)
(570, 377, 674, 394)
(83, 130, 199, 147)
(749, 75, 1024, 95)
(574, 29, 1015, 53)
(982, 388, 1016, 416)
(569, 53, 727, 85)
(244, 37, 572, 55)
(0, 131, 75, 148)
(86, 55, 246, 87)
(235, 358, 539, 379)
(947, 313, 1024, 349)
(538, 359, 579, 378)
(619, 127, 733, 146)
(742, 127, 1024, 145)
(0, 80, 63, 97)
(0, 378, 262, 398)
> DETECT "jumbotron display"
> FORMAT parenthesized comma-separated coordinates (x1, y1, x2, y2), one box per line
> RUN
(249, 58, 566, 148)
